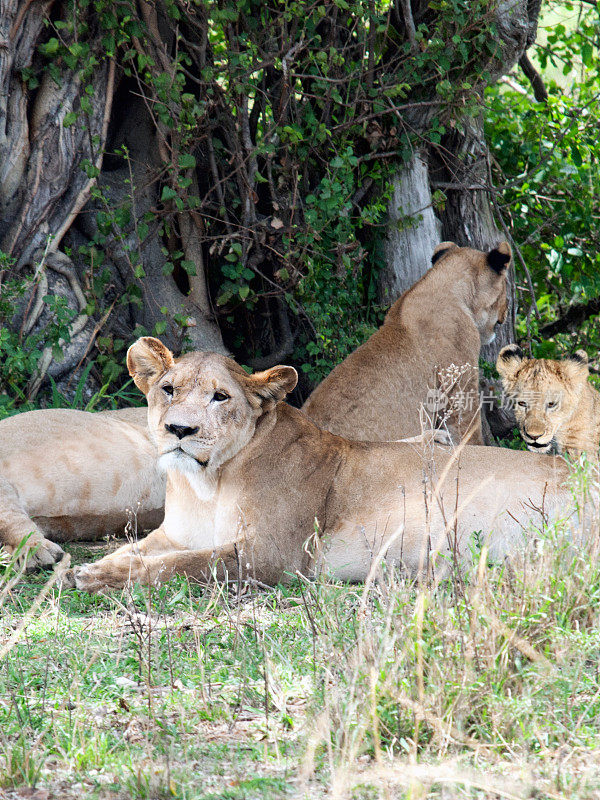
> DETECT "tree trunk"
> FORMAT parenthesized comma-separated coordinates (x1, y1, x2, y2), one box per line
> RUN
(0, 0, 541, 410)
(378, 151, 442, 303)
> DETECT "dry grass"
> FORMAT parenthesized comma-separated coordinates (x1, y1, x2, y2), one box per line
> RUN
(2, 466, 600, 799)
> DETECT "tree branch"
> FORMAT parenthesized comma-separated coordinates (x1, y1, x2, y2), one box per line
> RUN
(397, 0, 417, 50)
(518, 52, 548, 103)
(539, 297, 600, 338)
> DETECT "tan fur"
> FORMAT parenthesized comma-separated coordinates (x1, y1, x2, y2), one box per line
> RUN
(497, 347, 600, 458)
(0, 407, 164, 567)
(302, 242, 510, 445)
(72, 337, 572, 593)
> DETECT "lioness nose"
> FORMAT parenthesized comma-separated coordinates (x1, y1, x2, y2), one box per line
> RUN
(165, 423, 199, 439)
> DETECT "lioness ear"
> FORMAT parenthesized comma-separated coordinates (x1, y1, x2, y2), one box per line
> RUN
(497, 344, 523, 380)
(487, 241, 512, 274)
(564, 350, 590, 381)
(127, 337, 175, 395)
(431, 241, 457, 266)
(247, 365, 298, 410)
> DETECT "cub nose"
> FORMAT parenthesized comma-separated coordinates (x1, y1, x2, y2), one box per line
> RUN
(165, 423, 199, 440)
(524, 428, 541, 441)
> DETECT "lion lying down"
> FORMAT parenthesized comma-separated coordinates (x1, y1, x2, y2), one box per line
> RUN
(0, 241, 509, 567)
(0, 407, 163, 568)
(71, 337, 572, 593)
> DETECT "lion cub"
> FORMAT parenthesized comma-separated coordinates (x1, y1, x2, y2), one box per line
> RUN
(303, 241, 511, 446)
(497, 345, 600, 458)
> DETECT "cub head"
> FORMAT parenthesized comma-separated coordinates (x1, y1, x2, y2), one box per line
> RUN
(432, 240, 511, 345)
(127, 337, 298, 477)
(497, 345, 590, 454)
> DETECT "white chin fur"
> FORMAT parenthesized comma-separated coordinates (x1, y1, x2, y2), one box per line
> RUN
(159, 450, 205, 476)
(159, 450, 217, 501)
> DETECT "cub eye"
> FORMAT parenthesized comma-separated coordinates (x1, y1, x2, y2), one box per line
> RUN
(547, 400, 558, 410)
(212, 391, 230, 402)
(517, 400, 528, 408)
(162, 384, 174, 397)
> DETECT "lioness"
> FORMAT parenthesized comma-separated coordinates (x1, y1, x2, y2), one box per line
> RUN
(0, 241, 509, 567)
(0, 406, 164, 567)
(72, 337, 571, 593)
(302, 241, 511, 446)
(497, 345, 600, 457)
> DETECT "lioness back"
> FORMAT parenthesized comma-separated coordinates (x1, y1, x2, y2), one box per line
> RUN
(0, 407, 164, 555)
(302, 242, 511, 445)
(497, 345, 600, 457)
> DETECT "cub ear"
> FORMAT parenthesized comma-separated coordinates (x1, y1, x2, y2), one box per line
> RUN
(487, 241, 512, 274)
(127, 337, 175, 395)
(246, 365, 298, 410)
(564, 349, 590, 381)
(431, 241, 457, 266)
(496, 344, 523, 380)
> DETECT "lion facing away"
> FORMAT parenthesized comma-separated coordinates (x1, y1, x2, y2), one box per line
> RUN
(72, 337, 572, 593)
(497, 345, 600, 458)
(302, 241, 511, 446)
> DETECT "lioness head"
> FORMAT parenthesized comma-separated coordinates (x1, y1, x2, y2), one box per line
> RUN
(497, 345, 590, 454)
(127, 337, 298, 478)
(432, 240, 511, 345)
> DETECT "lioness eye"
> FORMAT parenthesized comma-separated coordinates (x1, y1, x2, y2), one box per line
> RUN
(547, 401, 557, 409)
(517, 400, 527, 408)
(162, 384, 174, 397)
(212, 391, 230, 402)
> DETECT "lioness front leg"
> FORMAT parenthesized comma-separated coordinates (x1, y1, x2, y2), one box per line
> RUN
(74, 543, 283, 592)
(102, 527, 176, 560)
(0, 476, 64, 569)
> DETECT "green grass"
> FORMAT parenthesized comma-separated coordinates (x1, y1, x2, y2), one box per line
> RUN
(3, 503, 600, 799)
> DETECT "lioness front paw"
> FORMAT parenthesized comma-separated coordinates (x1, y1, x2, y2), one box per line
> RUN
(30, 537, 65, 570)
(399, 429, 452, 447)
(6, 536, 65, 571)
(73, 556, 144, 593)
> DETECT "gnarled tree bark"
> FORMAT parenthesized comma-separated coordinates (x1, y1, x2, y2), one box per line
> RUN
(0, 0, 540, 411)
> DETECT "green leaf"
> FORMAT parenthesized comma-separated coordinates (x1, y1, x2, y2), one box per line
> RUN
(239, 284, 250, 300)
(181, 260, 197, 276)
(39, 37, 60, 56)
(63, 112, 77, 128)
(161, 186, 178, 202)
(178, 153, 196, 169)
(582, 43, 593, 67)
(216, 291, 232, 306)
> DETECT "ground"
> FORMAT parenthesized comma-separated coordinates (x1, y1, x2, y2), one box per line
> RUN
(2, 518, 600, 800)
